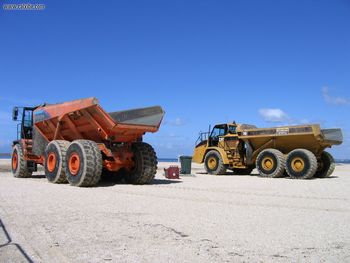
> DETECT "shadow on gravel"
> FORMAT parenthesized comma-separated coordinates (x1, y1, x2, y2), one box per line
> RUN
(196, 172, 339, 180)
(96, 177, 182, 187)
(0, 218, 34, 263)
(196, 172, 257, 177)
(28, 174, 46, 179)
(151, 179, 183, 185)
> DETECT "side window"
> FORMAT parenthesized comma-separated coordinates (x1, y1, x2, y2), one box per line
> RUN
(228, 126, 236, 134)
(211, 125, 227, 138)
(23, 110, 33, 127)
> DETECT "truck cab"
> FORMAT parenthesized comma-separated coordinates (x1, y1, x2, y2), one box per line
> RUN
(192, 122, 250, 175)
(12, 106, 36, 141)
(12, 106, 39, 175)
(208, 124, 237, 147)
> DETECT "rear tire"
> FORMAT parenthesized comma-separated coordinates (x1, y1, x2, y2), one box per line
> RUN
(315, 151, 335, 178)
(65, 140, 102, 187)
(204, 150, 227, 175)
(125, 142, 157, 184)
(256, 149, 285, 178)
(12, 144, 32, 178)
(44, 140, 69, 183)
(286, 149, 317, 179)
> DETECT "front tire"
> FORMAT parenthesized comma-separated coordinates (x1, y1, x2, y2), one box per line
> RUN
(45, 140, 69, 183)
(65, 140, 102, 187)
(286, 149, 317, 179)
(204, 150, 227, 175)
(12, 144, 32, 178)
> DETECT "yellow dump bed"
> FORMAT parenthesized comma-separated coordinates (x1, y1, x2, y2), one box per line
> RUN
(237, 124, 342, 155)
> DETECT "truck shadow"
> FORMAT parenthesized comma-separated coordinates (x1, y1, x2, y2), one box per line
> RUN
(95, 177, 183, 187)
(17, 174, 183, 187)
(196, 172, 257, 177)
(196, 172, 338, 179)
(28, 174, 46, 179)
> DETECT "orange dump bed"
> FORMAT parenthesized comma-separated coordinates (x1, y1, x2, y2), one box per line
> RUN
(33, 97, 164, 143)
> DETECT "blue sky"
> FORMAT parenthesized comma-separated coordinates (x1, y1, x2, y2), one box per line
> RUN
(0, 0, 349, 158)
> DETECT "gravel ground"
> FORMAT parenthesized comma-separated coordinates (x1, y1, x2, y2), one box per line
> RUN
(0, 159, 349, 263)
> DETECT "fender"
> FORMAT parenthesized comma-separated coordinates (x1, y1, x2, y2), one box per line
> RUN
(193, 146, 230, 164)
(205, 147, 230, 164)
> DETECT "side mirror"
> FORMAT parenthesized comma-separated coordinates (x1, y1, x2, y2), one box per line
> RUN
(12, 107, 19, 121)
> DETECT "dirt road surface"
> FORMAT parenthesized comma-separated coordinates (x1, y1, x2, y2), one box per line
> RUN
(0, 159, 349, 262)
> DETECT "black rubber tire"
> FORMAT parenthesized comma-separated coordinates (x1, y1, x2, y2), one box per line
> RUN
(65, 140, 102, 187)
(204, 150, 227, 175)
(44, 140, 69, 183)
(125, 142, 157, 185)
(315, 151, 335, 178)
(11, 144, 32, 178)
(256, 149, 285, 178)
(286, 149, 317, 179)
(232, 168, 253, 175)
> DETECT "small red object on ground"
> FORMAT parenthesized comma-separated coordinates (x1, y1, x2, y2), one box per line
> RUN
(164, 166, 180, 179)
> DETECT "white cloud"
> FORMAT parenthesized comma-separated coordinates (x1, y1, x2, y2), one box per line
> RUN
(259, 108, 289, 123)
(163, 117, 186, 126)
(322, 86, 350, 105)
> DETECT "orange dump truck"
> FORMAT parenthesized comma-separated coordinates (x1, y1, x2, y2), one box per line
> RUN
(11, 98, 164, 187)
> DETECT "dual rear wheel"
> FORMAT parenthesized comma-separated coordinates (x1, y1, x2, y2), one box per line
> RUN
(44, 140, 156, 187)
(44, 139, 102, 187)
(256, 148, 335, 179)
(204, 148, 335, 179)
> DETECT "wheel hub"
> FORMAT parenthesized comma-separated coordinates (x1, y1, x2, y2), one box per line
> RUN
(291, 157, 305, 172)
(68, 153, 80, 176)
(12, 152, 18, 171)
(47, 152, 57, 172)
(262, 157, 274, 171)
(208, 157, 217, 170)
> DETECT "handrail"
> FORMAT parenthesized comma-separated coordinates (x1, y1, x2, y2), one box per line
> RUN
(195, 131, 209, 145)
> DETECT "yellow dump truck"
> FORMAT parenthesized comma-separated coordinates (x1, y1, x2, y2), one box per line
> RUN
(193, 122, 342, 179)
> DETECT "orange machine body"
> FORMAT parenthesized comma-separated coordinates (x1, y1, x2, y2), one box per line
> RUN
(23, 97, 164, 172)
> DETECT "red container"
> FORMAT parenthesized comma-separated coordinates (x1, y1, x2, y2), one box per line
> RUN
(164, 166, 180, 179)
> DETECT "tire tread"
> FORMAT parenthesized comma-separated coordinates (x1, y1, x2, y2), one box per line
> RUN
(66, 140, 102, 187)
(126, 142, 157, 184)
(12, 144, 32, 178)
(256, 149, 286, 178)
(204, 150, 227, 175)
(286, 149, 317, 179)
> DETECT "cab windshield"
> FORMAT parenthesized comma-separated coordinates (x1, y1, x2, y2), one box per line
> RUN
(210, 125, 227, 138)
